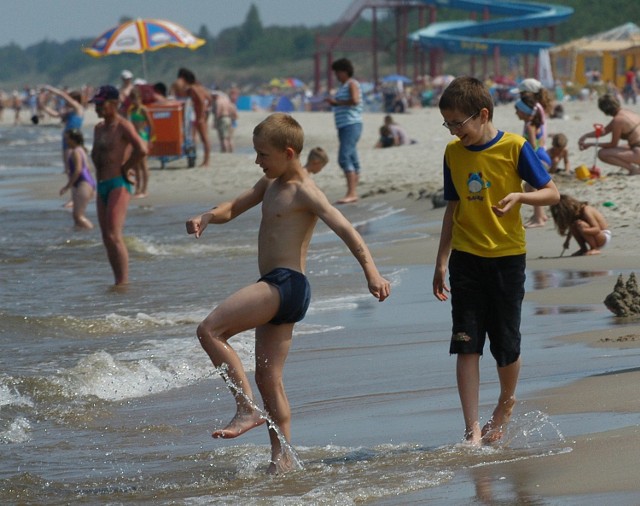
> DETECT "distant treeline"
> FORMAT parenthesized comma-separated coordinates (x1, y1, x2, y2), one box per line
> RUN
(0, 0, 636, 89)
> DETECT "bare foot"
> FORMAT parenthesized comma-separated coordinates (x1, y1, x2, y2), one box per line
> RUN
(335, 196, 359, 205)
(462, 424, 482, 446)
(628, 165, 640, 175)
(199, 160, 210, 168)
(585, 249, 601, 255)
(524, 219, 546, 229)
(481, 397, 515, 443)
(267, 451, 295, 475)
(212, 409, 265, 439)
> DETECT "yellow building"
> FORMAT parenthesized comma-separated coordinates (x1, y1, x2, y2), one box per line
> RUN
(550, 23, 640, 88)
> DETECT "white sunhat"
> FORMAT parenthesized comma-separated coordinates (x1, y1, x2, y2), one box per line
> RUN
(121, 69, 133, 80)
(518, 78, 542, 93)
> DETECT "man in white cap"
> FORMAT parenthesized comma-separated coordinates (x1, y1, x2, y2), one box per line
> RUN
(518, 78, 542, 94)
(119, 70, 134, 114)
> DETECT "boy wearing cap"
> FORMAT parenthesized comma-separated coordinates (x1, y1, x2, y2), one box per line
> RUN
(90, 85, 147, 285)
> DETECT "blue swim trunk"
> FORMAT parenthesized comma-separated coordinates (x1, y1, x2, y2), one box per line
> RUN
(97, 175, 133, 205)
(258, 268, 311, 325)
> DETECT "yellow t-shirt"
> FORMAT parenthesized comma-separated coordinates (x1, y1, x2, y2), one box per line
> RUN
(443, 131, 551, 258)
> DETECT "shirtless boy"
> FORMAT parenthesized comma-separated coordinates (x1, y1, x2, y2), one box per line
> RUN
(547, 133, 571, 173)
(304, 146, 329, 174)
(186, 113, 390, 473)
(90, 85, 147, 285)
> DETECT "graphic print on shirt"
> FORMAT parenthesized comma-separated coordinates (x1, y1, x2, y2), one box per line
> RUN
(466, 172, 491, 201)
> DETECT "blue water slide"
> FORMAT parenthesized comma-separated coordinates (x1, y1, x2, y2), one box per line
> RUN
(409, 0, 574, 55)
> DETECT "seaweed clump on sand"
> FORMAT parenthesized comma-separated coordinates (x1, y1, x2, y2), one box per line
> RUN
(604, 272, 640, 317)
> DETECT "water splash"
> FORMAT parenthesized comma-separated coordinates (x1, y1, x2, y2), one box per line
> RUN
(216, 363, 304, 472)
(497, 410, 566, 449)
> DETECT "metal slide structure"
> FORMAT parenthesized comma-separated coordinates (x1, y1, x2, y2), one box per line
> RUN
(409, 0, 573, 56)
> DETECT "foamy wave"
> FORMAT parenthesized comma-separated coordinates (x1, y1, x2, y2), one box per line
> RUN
(54, 350, 209, 401)
(131, 311, 208, 327)
(105, 309, 346, 334)
(0, 382, 34, 408)
(0, 417, 32, 444)
(294, 323, 344, 335)
(49, 317, 342, 403)
(306, 293, 370, 314)
(350, 203, 405, 229)
(103, 310, 209, 330)
(53, 331, 257, 402)
(125, 236, 254, 258)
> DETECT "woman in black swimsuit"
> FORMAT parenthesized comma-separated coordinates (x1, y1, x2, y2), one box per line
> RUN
(578, 94, 640, 175)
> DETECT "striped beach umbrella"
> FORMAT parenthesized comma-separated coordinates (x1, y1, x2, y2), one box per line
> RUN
(82, 19, 205, 78)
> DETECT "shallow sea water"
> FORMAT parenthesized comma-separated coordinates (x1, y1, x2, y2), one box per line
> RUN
(2, 123, 640, 504)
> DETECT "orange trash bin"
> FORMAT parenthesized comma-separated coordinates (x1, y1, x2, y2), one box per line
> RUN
(147, 100, 196, 168)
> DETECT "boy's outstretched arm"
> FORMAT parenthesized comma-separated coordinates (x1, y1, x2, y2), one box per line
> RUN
(307, 189, 390, 301)
(186, 177, 268, 238)
(330, 210, 390, 301)
(491, 180, 560, 217)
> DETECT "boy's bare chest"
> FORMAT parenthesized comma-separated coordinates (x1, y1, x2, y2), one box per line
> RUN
(262, 196, 297, 221)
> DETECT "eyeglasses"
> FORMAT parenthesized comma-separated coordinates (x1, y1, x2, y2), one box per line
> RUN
(442, 112, 479, 131)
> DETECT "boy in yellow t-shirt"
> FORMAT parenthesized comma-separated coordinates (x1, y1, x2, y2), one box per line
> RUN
(432, 76, 559, 445)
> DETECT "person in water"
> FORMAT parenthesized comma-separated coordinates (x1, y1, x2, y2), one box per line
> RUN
(127, 87, 154, 197)
(186, 113, 390, 473)
(90, 85, 147, 286)
(433, 77, 559, 445)
(60, 128, 95, 229)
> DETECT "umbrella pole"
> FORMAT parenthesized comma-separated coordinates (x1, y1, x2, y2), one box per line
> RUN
(141, 52, 148, 80)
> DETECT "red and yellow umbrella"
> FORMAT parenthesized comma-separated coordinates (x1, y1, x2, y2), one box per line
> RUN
(82, 18, 205, 78)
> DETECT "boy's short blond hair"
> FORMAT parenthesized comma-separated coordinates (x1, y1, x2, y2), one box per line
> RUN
(306, 146, 329, 165)
(253, 113, 304, 155)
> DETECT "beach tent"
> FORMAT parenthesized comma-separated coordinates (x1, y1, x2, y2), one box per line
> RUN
(549, 23, 640, 87)
(274, 96, 295, 113)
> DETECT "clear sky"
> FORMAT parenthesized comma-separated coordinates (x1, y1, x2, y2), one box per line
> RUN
(4, 0, 351, 48)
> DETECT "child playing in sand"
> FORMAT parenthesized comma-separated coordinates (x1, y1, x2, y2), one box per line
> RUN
(60, 129, 95, 230)
(186, 113, 390, 473)
(433, 77, 559, 445)
(550, 194, 611, 256)
(304, 146, 329, 174)
(547, 133, 571, 174)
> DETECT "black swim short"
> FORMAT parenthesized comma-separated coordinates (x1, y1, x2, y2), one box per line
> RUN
(258, 267, 311, 325)
(448, 250, 526, 367)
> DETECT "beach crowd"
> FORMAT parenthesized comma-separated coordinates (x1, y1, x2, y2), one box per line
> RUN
(2, 59, 640, 493)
